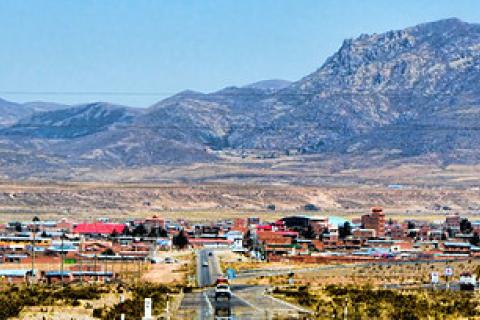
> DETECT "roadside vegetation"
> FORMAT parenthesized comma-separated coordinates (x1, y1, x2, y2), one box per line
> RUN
(239, 259, 480, 288)
(0, 282, 186, 320)
(94, 283, 181, 319)
(0, 284, 109, 319)
(273, 284, 480, 319)
(1, 253, 196, 319)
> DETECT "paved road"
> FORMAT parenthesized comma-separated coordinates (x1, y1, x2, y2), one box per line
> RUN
(197, 249, 222, 287)
(384, 282, 463, 291)
(236, 257, 480, 279)
(178, 249, 310, 319)
(177, 285, 310, 319)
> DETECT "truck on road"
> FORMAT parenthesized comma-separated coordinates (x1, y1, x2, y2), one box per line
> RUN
(214, 283, 232, 301)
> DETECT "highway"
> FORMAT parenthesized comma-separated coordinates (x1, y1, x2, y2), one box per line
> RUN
(196, 248, 224, 287)
(177, 249, 311, 319)
(235, 257, 480, 279)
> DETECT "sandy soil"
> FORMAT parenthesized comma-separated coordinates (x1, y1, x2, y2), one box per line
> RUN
(1, 179, 480, 223)
(141, 262, 185, 284)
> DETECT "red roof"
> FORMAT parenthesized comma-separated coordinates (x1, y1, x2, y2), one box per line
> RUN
(73, 223, 125, 235)
(256, 225, 273, 231)
(189, 239, 232, 243)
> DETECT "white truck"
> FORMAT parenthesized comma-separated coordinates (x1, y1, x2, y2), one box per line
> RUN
(214, 283, 232, 301)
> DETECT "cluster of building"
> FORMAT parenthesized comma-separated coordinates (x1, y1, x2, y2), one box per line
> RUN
(0, 208, 479, 282)
(181, 207, 480, 263)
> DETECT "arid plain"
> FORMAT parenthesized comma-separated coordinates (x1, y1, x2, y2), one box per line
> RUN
(1, 160, 480, 223)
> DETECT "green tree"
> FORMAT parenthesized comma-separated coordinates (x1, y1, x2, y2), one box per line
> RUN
(460, 218, 473, 234)
(132, 224, 147, 237)
(173, 229, 189, 249)
(302, 225, 316, 239)
(470, 232, 480, 246)
(339, 222, 352, 239)
(102, 248, 115, 256)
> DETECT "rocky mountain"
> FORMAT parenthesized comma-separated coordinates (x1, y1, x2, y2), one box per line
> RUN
(243, 79, 292, 91)
(0, 98, 34, 126)
(140, 18, 480, 160)
(1, 102, 140, 139)
(1, 18, 480, 178)
(22, 101, 70, 112)
(0, 99, 69, 126)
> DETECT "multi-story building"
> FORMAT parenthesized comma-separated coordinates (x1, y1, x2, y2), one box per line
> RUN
(386, 224, 405, 240)
(361, 207, 385, 238)
(445, 213, 461, 232)
(143, 216, 166, 233)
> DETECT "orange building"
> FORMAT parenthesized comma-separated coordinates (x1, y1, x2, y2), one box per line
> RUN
(361, 207, 386, 238)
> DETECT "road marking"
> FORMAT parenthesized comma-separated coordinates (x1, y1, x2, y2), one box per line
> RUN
(230, 292, 262, 312)
(263, 293, 313, 314)
(203, 291, 213, 315)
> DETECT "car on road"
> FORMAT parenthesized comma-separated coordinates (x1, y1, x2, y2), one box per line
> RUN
(202, 261, 209, 267)
(214, 305, 232, 320)
(214, 284, 232, 301)
(149, 257, 162, 264)
(164, 257, 175, 264)
(208, 252, 213, 256)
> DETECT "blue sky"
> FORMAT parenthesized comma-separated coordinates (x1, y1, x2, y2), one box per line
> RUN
(1, 0, 480, 107)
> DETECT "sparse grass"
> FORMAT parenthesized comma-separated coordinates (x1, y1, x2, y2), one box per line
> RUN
(273, 284, 480, 319)
(1, 179, 480, 223)
(0, 284, 110, 319)
(234, 259, 480, 288)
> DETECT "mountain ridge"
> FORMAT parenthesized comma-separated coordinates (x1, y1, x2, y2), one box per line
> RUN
(1, 18, 480, 179)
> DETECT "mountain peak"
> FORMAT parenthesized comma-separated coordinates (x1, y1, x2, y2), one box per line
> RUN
(243, 79, 292, 91)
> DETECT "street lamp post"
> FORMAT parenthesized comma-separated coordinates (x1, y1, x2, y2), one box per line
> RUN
(31, 216, 40, 287)
(79, 236, 83, 284)
(60, 230, 65, 286)
(31, 227, 36, 287)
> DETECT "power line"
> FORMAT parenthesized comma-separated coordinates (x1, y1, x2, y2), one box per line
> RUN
(0, 91, 173, 96)
(2, 124, 480, 130)
(0, 90, 472, 98)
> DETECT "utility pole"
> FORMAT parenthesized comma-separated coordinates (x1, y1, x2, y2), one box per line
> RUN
(104, 255, 108, 282)
(31, 216, 40, 287)
(79, 236, 83, 284)
(60, 230, 65, 286)
(94, 254, 98, 282)
(166, 293, 170, 320)
(120, 293, 125, 320)
(31, 224, 36, 287)
(137, 258, 142, 283)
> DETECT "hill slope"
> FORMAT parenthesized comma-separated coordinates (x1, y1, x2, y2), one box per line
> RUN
(1, 18, 480, 179)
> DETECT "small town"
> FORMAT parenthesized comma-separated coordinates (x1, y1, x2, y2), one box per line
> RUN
(0, 208, 479, 283)
(0, 207, 479, 318)
(2, 1, 480, 318)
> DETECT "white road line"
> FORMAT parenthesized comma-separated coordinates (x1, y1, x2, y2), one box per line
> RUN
(263, 293, 313, 314)
(203, 291, 213, 315)
(231, 292, 262, 312)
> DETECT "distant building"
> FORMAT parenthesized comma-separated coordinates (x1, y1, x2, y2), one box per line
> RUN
(361, 207, 386, 238)
(280, 215, 321, 233)
(225, 230, 244, 251)
(143, 216, 166, 232)
(386, 224, 405, 240)
(73, 223, 125, 236)
(247, 217, 260, 226)
(233, 218, 247, 228)
(445, 213, 461, 229)
(353, 228, 376, 240)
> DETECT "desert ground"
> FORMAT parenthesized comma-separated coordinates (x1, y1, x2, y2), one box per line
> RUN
(1, 161, 480, 222)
